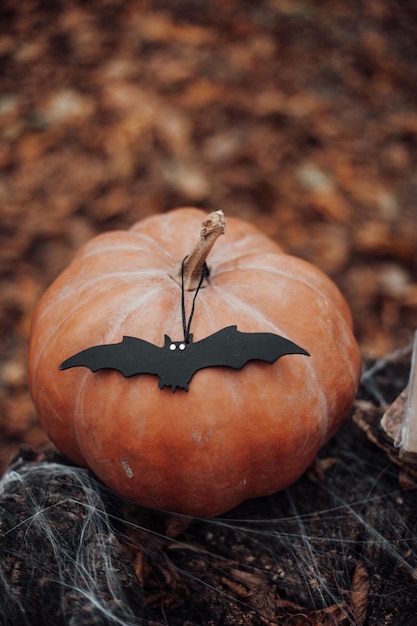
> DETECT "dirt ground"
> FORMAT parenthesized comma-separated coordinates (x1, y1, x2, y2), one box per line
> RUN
(0, 1, 417, 624)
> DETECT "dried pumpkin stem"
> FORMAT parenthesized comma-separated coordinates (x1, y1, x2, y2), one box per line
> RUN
(168, 210, 226, 291)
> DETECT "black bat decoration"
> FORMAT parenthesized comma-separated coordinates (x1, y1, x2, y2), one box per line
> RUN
(59, 325, 309, 392)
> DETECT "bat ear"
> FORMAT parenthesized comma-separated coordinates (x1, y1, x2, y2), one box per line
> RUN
(164, 335, 172, 347)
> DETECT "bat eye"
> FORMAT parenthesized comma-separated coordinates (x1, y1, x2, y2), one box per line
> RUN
(179, 343, 186, 351)
(169, 344, 176, 351)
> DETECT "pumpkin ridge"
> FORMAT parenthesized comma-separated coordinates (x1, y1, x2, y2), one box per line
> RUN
(207, 239, 282, 270)
(196, 287, 321, 401)
(220, 233, 281, 253)
(34, 269, 169, 326)
(214, 268, 356, 380)
(30, 364, 86, 464)
(73, 369, 92, 455)
(31, 284, 168, 373)
(81, 232, 175, 262)
(205, 284, 359, 404)
(200, 286, 299, 338)
(215, 261, 352, 326)
(216, 261, 334, 295)
(214, 269, 356, 380)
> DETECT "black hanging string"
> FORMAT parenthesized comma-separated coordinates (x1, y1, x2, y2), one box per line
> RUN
(181, 257, 208, 343)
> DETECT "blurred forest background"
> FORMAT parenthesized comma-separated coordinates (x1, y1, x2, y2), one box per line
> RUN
(0, 1, 416, 480)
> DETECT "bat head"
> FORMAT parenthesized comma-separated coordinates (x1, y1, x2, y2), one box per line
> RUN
(163, 335, 193, 352)
(159, 334, 195, 392)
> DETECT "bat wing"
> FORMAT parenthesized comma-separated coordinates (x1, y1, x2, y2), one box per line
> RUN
(188, 325, 309, 375)
(59, 336, 163, 378)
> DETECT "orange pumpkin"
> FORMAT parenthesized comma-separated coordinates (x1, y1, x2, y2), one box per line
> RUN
(28, 208, 361, 517)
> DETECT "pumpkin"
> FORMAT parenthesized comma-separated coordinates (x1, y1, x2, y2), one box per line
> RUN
(28, 208, 361, 517)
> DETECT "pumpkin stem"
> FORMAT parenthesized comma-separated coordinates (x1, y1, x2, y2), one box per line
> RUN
(168, 210, 226, 291)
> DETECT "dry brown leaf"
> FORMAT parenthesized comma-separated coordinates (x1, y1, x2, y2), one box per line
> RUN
(350, 561, 369, 625)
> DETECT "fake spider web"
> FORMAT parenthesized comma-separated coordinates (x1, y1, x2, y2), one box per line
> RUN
(0, 347, 416, 626)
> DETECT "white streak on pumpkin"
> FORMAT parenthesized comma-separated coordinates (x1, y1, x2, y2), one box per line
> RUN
(122, 460, 134, 479)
